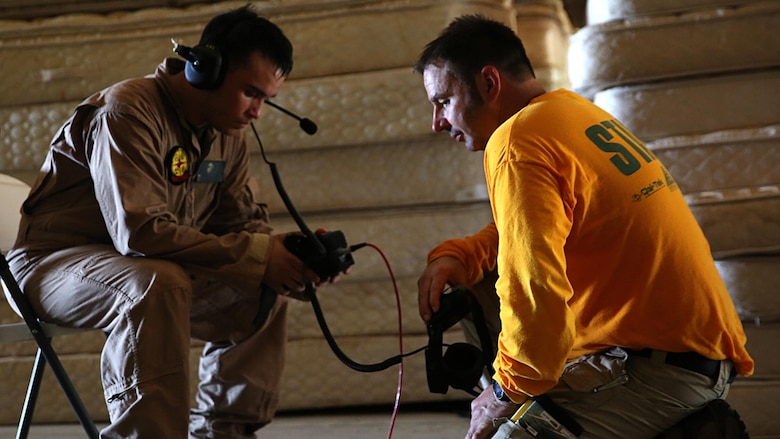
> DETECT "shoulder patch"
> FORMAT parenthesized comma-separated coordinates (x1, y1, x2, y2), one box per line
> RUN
(166, 146, 190, 185)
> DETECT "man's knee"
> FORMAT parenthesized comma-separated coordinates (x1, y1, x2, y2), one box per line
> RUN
(126, 257, 191, 296)
(118, 258, 193, 333)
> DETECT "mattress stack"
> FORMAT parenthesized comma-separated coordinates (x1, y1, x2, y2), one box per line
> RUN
(570, 1, 780, 437)
(0, 0, 574, 424)
(512, 0, 574, 91)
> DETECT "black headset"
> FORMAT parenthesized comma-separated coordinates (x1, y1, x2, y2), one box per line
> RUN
(425, 286, 495, 395)
(172, 39, 226, 90)
(172, 9, 260, 90)
(181, 43, 224, 90)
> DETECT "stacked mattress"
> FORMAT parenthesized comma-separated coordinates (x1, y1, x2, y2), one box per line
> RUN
(570, 1, 780, 437)
(512, 0, 574, 91)
(0, 0, 573, 424)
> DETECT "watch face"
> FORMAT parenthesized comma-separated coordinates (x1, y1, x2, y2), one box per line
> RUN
(493, 380, 509, 402)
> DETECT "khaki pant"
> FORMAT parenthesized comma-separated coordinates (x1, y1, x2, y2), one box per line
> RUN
(463, 274, 733, 439)
(7, 244, 287, 439)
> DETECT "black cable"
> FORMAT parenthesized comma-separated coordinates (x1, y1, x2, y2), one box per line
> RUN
(250, 122, 325, 256)
(250, 121, 428, 373)
(306, 283, 430, 372)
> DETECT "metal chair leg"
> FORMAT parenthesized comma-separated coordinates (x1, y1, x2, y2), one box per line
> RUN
(15, 337, 100, 439)
(37, 338, 100, 439)
(16, 348, 46, 439)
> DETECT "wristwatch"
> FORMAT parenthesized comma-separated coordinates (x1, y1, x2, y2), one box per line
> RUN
(492, 379, 511, 402)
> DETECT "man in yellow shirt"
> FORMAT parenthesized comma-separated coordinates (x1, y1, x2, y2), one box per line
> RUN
(414, 15, 753, 439)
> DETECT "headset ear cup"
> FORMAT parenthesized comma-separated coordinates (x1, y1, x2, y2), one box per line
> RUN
(443, 342, 486, 391)
(425, 286, 495, 395)
(184, 44, 223, 89)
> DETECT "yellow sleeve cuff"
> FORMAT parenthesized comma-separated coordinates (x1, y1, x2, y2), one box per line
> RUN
(248, 233, 271, 263)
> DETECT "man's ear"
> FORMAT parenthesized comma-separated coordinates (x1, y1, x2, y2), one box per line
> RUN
(479, 66, 501, 103)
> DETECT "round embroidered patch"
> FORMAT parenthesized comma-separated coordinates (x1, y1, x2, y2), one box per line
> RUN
(166, 146, 190, 184)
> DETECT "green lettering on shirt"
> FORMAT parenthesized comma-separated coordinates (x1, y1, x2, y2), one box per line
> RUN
(585, 124, 641, 175)
(585, 120, 655, 176)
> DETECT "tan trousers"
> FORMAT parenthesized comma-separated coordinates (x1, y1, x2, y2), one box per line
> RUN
(463, 274, 733, 439)
(8, 244, 287, 439)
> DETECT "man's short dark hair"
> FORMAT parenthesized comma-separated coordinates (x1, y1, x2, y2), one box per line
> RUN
(199, 5, 293, 77)
(414, 15, 535, 93)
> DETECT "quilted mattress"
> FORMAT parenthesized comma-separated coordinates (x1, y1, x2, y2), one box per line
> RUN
(0, 0, 567, 110)
(0, 202, 492, 422)
(513, 2, 573, 90)
(685, 184, 780, 259)
(0, 201, 494, 344)
(716, 256, 780, 324)
(585, 0, 767, 24)
(252, 134, 488, 214)
(270, 201, 494, 282)
(278, 332, 469, 410)
(0, 67, 490, 214)
(0, 320, 468, 423)
(727, 322, 780, 437)
(593, 69, 780, 142)
(0, 0, 512, 107)
(741, 322, 780, 378)
(728, 379, 780, 438)
(0, 0, 209, 20)
(648, 125, 780, 195)
(0, 67, 427, 177)
(570, 1, 780, 98)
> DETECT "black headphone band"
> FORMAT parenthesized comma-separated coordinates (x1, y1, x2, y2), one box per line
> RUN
(469, 294, 495, 370)
(178, 9, 259, 89)
(425, 286, 495, 395)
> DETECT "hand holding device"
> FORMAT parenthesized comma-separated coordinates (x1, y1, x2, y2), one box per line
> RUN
(283, 230, 353, 281)
(418, 255, 470, 322)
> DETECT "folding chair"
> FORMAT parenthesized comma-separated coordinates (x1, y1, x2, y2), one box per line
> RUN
(0, 173, 99, 438)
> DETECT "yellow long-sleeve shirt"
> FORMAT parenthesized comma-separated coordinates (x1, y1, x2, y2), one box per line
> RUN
(428, 89, 753, 402)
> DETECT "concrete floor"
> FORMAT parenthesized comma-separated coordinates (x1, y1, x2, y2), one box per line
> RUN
(0, 402, 472, 438)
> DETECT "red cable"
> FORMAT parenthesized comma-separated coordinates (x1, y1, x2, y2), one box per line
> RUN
(364, 243, 404, 439)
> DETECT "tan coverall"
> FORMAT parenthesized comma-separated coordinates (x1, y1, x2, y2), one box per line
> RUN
(6, 58, 286, 438)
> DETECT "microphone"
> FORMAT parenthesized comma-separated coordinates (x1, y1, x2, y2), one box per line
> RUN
(265, 100, 318, 135)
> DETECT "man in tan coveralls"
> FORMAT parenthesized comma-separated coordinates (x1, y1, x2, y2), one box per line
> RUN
(5, 6, 332, 438)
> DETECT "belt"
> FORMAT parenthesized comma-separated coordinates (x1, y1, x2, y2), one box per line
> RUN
(625, 348, 736, 383)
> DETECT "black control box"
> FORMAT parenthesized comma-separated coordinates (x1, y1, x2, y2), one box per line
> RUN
(284, 230, 354, 280)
